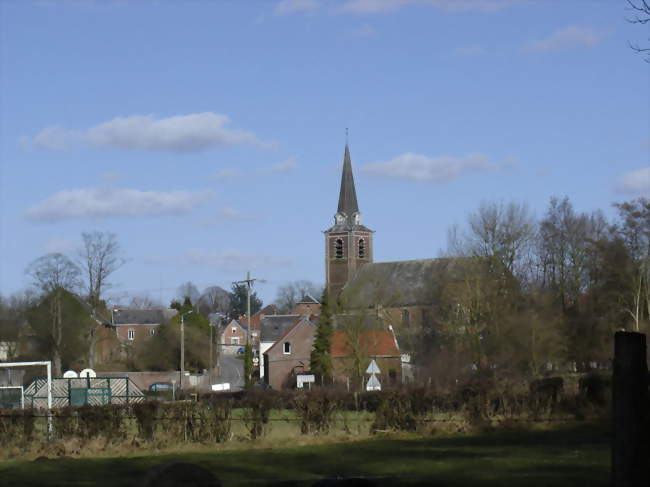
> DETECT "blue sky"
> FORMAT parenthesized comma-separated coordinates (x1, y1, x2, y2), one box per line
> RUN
(1, 0, 648, 306)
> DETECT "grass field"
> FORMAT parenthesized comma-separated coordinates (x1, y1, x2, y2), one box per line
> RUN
(0, 422, 610, 486)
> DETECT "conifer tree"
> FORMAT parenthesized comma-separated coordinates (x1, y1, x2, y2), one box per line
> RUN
(310, 291, 334, 385)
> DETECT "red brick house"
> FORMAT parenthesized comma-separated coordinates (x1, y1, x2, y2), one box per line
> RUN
(262, 316, 316, 390)
(111, 308, 177, 344)
(291, 294, 321, 316)
(330, 327, 401, 389)
(220, 319, 247, 347)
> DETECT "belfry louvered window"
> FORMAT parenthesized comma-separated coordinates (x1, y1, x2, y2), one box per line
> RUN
(358, 238, 366, 259)
(335, 239, 344, 258)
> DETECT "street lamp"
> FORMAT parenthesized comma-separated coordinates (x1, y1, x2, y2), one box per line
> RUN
(180, 310, 193, 389)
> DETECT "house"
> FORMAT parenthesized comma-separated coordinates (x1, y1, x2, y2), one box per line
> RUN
(262, 315, 316, 389)
(241, 304, 279, 347)
(330, 327, 401, 389)
(220, 319, 247, 352)
(259, 314, 303, 380)
(291, 294, 321, 316)
(111, 308, 178, 343)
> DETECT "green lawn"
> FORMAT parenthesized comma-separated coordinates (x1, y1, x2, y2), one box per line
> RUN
(0, 423, 610, 486)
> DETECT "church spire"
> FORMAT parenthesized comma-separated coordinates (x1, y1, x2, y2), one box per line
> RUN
(337, 143, 359, 217)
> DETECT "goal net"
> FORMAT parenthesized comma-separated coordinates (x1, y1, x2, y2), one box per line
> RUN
(0, 361, 51, 410)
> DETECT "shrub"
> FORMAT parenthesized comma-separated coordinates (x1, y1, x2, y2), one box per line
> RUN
(294, 390, 338, 435)
(133, 401, 160, 441)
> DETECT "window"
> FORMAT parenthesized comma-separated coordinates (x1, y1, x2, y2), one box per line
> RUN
(149, 328, 155, 336)
(358, 238, 366, 259)
(127, 329, 135, 341)
(401, 309, 410, 328)
(232, 337, 239, 345)
(232, 327, 237, 334)
(283, 342, 291, 354)
(335, 238, 343, 259)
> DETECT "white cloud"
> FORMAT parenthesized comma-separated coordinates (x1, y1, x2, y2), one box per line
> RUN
(274, 0, 320, 15)
(180, 249, 291, 271)
(25, 187, 210, 222)
(339, 0, 513, 14)
(19, 126, 82, 151)
(22, 112, 262, 153)
(267, 157, 297, 173)
(362, 152, 501, 182)
(453, 45, 485, 56)
(616, 167, 650, 196)
(525, 25, 604, 52)
(211, 168, 242, 181)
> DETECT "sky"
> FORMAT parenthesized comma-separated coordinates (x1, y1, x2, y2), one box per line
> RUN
(0, 0, 648, 307)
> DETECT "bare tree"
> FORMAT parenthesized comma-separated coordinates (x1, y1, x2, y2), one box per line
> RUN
(26, 253, 82, 375)
(78, 231, 124, 308)
(177, 281, 200, 305)
(197, 286, 231, 317)
(77, 232, 124, 368)
(627, 0, 650, 62)
(448, 201, 535, 283)
(274, 280, 323, 313)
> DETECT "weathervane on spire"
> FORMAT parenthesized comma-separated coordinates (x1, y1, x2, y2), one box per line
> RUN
(345, 127, 349, 144)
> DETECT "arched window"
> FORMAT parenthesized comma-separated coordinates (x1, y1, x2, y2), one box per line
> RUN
(335, 238, 344, 259)
(358, 238, 366, 259)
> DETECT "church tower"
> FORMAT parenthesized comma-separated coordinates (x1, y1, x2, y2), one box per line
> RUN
(325, 144, 373, 297)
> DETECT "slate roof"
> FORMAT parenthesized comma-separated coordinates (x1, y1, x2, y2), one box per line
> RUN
(330, 330, 399, 358)
(338, 144, 359, 216)
(297, 294, 320, 305)
(265, 316, 316, 355)
(260, 314, 302, 343)
(340, 257, 476, 309)
(112, 308, 177, 325)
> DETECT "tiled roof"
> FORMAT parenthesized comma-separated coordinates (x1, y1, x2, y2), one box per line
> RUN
(340, 257, 480, 308)
(112, 308, 177, 325)
(297, 294, 320, 305)
(330, 329, 399, 358)
(260, 314, 301, 343)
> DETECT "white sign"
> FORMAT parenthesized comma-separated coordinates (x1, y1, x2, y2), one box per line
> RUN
(366, 374, 381, 391)
(63, 370, 78, 378)
(297, 374, 315, 388)
(211, 383, 231, 392)
(366, 359, 380, 375)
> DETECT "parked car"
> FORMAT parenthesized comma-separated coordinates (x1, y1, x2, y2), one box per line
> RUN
(236, 347, 245, 355)
(149, 382, 174, 392)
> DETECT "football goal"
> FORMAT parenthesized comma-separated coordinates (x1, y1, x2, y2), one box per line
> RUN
(0, 361, 52, 411)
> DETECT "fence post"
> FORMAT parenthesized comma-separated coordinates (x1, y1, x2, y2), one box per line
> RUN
(612, 331, 648, 486)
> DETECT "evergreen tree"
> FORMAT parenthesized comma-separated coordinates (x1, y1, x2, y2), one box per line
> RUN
(310, 291, 334, 385)
(230, 283, 262, 319)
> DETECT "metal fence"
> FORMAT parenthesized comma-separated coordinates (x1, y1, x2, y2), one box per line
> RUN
(23, 376, 145, 409)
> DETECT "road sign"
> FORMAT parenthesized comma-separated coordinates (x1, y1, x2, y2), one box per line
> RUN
(366, 359, 380, 375)
(366, 374, 381, 391)
(297, 374, 315, 388)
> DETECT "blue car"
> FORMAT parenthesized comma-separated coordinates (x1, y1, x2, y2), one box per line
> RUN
(149, 382, 174, 392)
(237, 347, 245, 355)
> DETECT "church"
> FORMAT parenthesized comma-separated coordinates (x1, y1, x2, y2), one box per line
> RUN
(324, 143, 469, 360)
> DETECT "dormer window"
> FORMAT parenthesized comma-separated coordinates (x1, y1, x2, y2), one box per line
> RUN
(335, 238, 344, 259)
(358, 238, 365, 259)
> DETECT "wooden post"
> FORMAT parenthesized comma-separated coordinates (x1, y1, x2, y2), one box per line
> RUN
(612, 331, 648, 487)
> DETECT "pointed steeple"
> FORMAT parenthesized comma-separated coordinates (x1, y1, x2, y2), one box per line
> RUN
(337, 144, 359, 216)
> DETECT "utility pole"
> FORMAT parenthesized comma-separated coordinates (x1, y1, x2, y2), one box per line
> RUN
(234, 271, 262, 345)
(234, 271, 265, 388)
(180, 310, 192, 389)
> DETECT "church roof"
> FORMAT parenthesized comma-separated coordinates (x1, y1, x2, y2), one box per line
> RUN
(340, 258, 474, 308)
(337, 144, 359, 216)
